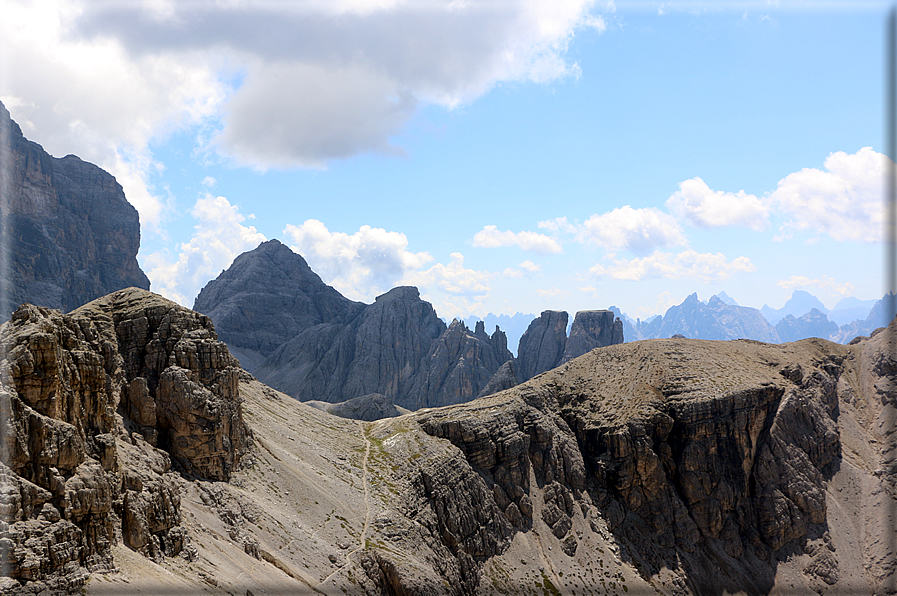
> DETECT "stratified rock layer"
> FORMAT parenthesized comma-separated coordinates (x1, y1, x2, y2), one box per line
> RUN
(0, 101, 149, 320)
(0, 288, 248, 593)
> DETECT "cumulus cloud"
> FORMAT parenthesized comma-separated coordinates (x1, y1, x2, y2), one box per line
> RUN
(283, 220, 433, 301)
(520, 260, 541, 272)
(573, 206, 687, 255)
(404, 253, 493, 297)
(0, 1, 226, 232)
(472, 225, 562, 254)
(666, 177, 769, 231)
(4, 0, 607, 176)
(776, 275, 855, 297)
(770, 147, 885, 242)
(143, 195, 267, 306)
(589, 249, 755, 282)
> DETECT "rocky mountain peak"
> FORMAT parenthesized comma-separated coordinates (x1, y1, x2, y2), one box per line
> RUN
(0, 100, 150, 320)
(374, 285, 421, 302)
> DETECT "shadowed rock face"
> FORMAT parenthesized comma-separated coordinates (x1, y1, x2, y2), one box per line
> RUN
(192, 239, 365, 372)
(0, 101, 149, 321)
(0, 288, 249, 591)
(196, 242, 513, 409)
(516, 310, 568, 382)
(516, 309, 624, 383)
(413, 332, 880, 594)
(561, 310, 624, 364)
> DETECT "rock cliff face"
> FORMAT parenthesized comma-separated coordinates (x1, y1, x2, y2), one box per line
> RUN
(515, 310, 568, 382)
(515, 308, 624, 383)
(0, 288, 248, 593)
(560, 310, 624, 364)
(0, 101, 149, 321)
(407, 320, 513, 410)
(196, 242, 513, 409)
(192, 239, 365, 372)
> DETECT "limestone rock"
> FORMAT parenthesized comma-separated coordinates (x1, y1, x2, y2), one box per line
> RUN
(199, 244, 515, 409)
(407, 320, 513, 410)
(637, 293, 780, 342)
(304, 393, 411, 421)
(477, 359, 519, 398)
(0, 288, 248, 591)
(192, 239, 364, 372)
(0, 100, 149, 321)
(561, 310, 624, 364)
(516, 310, 568, 382)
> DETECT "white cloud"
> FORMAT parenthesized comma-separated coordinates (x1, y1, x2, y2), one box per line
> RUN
(502, 259, 541, 279)
(283, 220, 433, 301)
(520, 260, 541, 272)
(0, 1, 227, 233)
(589, 249, 755, 282)
(143, 195, 267, 306)
(776, 275, 855, 297)
(403, 252, 492, 297)
(770, 147, 885, 243)
(5, 0, 607, 175)
(536, 287, 567, 298)
(472, 225, 563, 254)
(666, 177, 769, 231)
(575, 206, 687, 255)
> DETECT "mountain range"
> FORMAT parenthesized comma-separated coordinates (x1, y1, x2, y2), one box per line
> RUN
(3, 99, 897, 595)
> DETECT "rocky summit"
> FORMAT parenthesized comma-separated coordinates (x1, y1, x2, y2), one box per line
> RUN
(0, 101, 149, 320)
(0, 288, 249, 594)
(3, 287, 895, 595)
(195, 240, 515, 410)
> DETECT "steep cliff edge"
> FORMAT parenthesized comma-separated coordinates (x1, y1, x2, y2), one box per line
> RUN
(0, 101, 149, 320)
(0, 288, 248, 594)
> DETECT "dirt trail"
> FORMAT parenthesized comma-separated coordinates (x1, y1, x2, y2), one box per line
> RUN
(316, 420, 372, 590)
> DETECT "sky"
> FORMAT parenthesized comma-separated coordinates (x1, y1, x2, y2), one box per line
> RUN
(0, 0, 890, 322)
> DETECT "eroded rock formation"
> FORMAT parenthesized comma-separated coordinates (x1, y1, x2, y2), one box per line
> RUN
(0, 288, 248, 593)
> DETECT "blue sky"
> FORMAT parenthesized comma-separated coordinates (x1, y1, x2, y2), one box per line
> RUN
(0, 0, 888, 321)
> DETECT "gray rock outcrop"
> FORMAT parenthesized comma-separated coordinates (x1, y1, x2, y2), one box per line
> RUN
(643, 293, 780, 342)
(406, 320, 513, 410)
(515, 309, 624, 383)
(304, 393, 411, 421)
(192, 239, 364, 372)
(195, 243, 513, 409)
(0, 101, 150, 321)
(560, 310, 624, 364)
(515, 310, 568, 382)
(0, 288, 248, 593)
